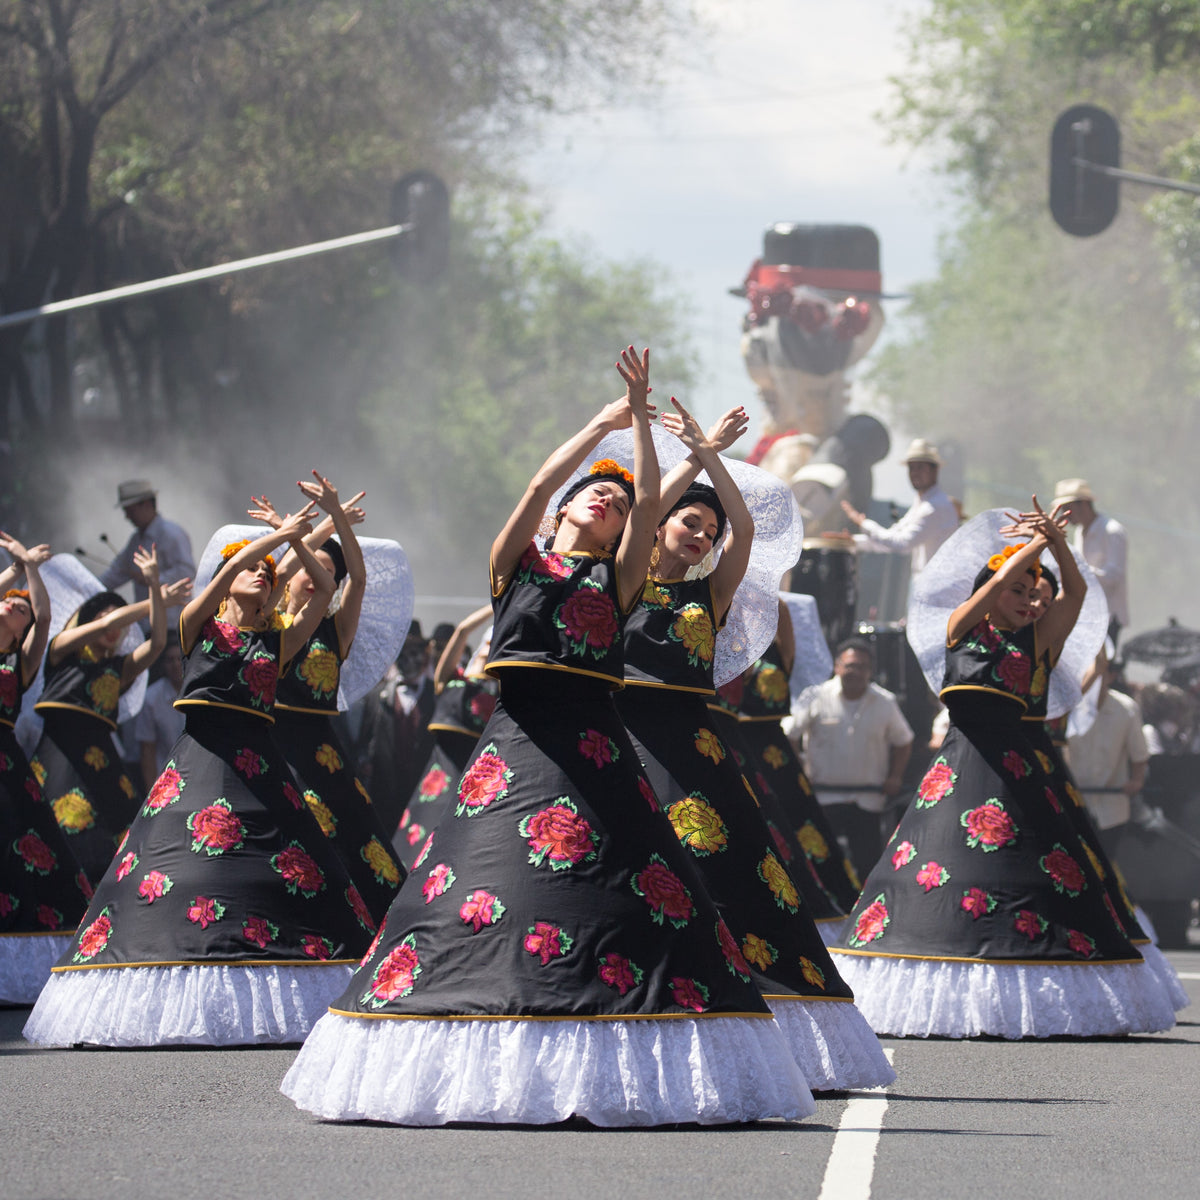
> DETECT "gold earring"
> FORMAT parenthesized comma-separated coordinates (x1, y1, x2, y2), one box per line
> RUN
(649, 544, 661, 572)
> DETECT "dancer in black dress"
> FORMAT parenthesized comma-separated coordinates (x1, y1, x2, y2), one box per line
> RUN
(0, 535, 92, 1002)
(25, 495, 373, 1046)
(283, 348, 812, 1126)
(615, 397, 892, 1089)
(831, 502, 1175, 1037)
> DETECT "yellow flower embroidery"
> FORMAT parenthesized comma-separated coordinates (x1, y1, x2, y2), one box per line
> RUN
(741, 932, 777, 970)
(354, 777, 372, 805)
(314, 743, 343, 773)
(671, 603, 715, 666)
(641, 579, 672, 607)
(118, 775, 135, 799)
(54, 789, 96, 833)
(667, 796, 728, 856)
(762, 744, 786, 770)
(299, 647, 339, 697)
(797, 771, 813, 796)
(30, 757, 46, 787)
(88, 672, 121, 716)
(799, 956, 827, 990)
(796, 821, 830, 862)
(83, 746, 109, 771)
(1082, 839, 1105, 881)
(754, 663, 789, 705)
(844, 857, 861, 891)
(759, 851, 799, 910)
(361, 836, 400, 885)
(305, 790, 338, 837)
(1065, 781, 1084, 808)
(694, 727, 725, 764)
(1034, 750, 1054, 775)
(1031, 663, 1047, 700)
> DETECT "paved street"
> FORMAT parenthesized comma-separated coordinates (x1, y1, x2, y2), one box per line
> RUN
(3, 950, 1198, 1200)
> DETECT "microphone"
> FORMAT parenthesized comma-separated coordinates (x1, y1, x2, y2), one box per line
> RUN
(74, 547, 111, 569)
(96, 533, 116, 562)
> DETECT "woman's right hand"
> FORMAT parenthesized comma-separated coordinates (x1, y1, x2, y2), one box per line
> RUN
(248, 495, 283, 530)
(615, 345, 654, 418)
(706, 406, 749, 452)
(277, 503, 317, 544)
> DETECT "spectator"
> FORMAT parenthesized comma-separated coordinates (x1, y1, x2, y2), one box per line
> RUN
(1052, 477, 1128, 646)
(790, 636, 914, 878)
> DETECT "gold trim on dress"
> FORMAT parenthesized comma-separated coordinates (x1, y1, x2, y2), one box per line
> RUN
(52, 957, 359, 972)
(32, 701, 118, 730)
(484, 659, 624, 689)
(325, 1007, 776, 1023)
(173, 698, 275, 724)
(828, 947, 1145, 966)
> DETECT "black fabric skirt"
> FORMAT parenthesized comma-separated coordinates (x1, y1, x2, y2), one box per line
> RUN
(392, 729, 479, 869)
(329, 670, 774, 1020)
(273, 709, 405, 926)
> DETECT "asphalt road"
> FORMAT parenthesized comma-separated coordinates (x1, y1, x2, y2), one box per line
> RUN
(3, 950, 1198, 1200)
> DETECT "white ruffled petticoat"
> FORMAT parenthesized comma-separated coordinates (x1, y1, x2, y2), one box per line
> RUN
(0, 933, 74, 1005)
(1137, 941, 1190, 1012)
(771, 996, 895, 1090)
(832, 953, 1177, 1039)
(23, 962, 353, 1046)
(817, 917, 849, 947)
(282, 1011, 815, 1126)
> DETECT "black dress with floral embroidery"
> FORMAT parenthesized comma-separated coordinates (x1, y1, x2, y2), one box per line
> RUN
(616, 576, 853, 1002)
(393, 671, 497, 868)
(274, 614, 405, 924)
(31, 648, 141, 884)
(324, 543, 775, 1021)
(831, 619, 1142, 965)
(48, 616, 372, 975)
(714, 646, 862, 913)
(0, 647, 91, 941)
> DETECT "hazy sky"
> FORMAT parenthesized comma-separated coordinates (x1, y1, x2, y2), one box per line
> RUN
(525, 0, 942, 499)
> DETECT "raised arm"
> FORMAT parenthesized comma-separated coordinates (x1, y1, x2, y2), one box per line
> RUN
(490, 347, 656, 592)
(1, 535, 52, 687)
(298, 473, 367, 651)
(122, 546, 167, 685)
(1027, 503, 1085, 661)
(659, 397, 753, 621)
(434, 604, 493, 690)
(658, 406, 749, 515)
(946, 535, 1047, 647)
(277, 523, 336, 668)
(612, 348, 660, 613)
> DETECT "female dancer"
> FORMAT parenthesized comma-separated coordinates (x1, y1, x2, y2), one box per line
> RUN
(25, 493, 372, 1047)
(32, 547, 176, 884)
(258, 474, 406, 926)
(393, 604, 496, 868)
(282, 349, 812, 1126)
(0, 535, 92, 1002)
(831, 502, 1175, 1037)
(614, 397, 892, 1089)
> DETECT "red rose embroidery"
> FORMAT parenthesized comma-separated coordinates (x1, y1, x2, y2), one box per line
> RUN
(206, 619, 245, 655)
(76, 869, 93, 900)
(716, 919, 751, 979)
(455, 746, 513, 817)
(233, 748, 264, 778)
(421, 863, 455, 904)
(0, 666, 17, 710)
(271, 843, 326, 897)
(1045, 786, 1063, 814)
(0, 892, 13, 917)
(556, 586, 619, 656)
(16, 830, 56, 875)
(144, 767, 184, 814)
(849, 895, 890, 947)
(346, 885, 376, 932)
(519, 800, 598, 870)
(769, 822, 792, 863)
(413, 831, 435, 868)
(469, 691, 496, 722)
(1067, 929, 1096, 957)
(242, 915, 278, 949)
(1040, 845, 1086, 897)
(459, 888, 505, 933)
(115, 851, 138, 881)
(186, 896, 225, 929)
(1014, 909, 1047, 940)
(960, 800, 1018, 852)
(996, 651, 1030, 695)
(1002, 750, 1029, 778)
(577, 729, 616, 768)
(302, 933, 334, 960)
(36, 903, 63, 930)
(891, 840, 916, 870)
(598, 953, 643, 996)
(917, 759, 956, 807)
(188, 801, 245, 856)
(138, 870, 172, 902)
(418, 766, 449, 800)
(524, 920, 572, 966)
(74, 911, 113, 961)
(241, 654, 278, 707)
(364, 935, 420, 1006)
(282, 781, 302, 810)
(637, 775, 659, 812)
(669, 976, 710, 1013)
(960, 887, 995, 919)
(631, 855, 694, 928)
(915, 861, 949, 892)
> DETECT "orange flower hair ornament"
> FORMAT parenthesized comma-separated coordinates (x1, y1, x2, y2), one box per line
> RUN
(588, 458, 634, 485)
(986, 543, 1041, 580)
(3, 588, 29, 602)
(220, 539, 278, 586)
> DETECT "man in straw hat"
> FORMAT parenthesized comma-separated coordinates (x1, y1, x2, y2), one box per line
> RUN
(100, 479, 195, 617)
(840, 437, 959, 575)
(1052, 476, 1128, 645)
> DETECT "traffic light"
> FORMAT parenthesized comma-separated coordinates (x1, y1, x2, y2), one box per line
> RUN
(391, 170, 450, 282)
(1049, 105, 1120, 237)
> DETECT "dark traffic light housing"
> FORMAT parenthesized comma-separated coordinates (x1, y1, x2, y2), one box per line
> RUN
(1049, 105, 1121, 237)
(391, 170, 450, 282)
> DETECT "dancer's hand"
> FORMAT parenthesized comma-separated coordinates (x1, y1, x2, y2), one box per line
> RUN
(277, 503, 317, 544)
(248, 495, 283, 530)
(706, 406, 749, 453)
(659, 396, 709, 453)
(134, 544, 160, 586)
(615, 345, 654, 420)
(298, 470, 340, 515)
(161, 577, 193, 606)
(340, 491, 367, 527)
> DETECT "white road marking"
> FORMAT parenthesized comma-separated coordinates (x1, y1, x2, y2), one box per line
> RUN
(1174, 972, 1200, 980)
(817, 1049, 896, 1200)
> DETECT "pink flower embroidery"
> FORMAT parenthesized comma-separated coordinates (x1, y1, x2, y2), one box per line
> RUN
(413, 831, 435, 868)
(1045, 786, 1063, 814)
(1067, 929, 1096, 957)
(917, 759, 956, 807)
(524, 920, 572, 966)
(406, 823, 426, 847)
(598, 953, 644, 996)
(138, 870, 173, 903)
(1014, 909, 1048, 940)
(669, 976, 710, 1013)
(242, 915, 279, 949)
(915, 861, 949, 892)
(116, 851, 139, 881)
(637, 775, 660, 812)
(891, 840, 917, 870)
(233, 748, 264, 778)
(418, 766, 450, 800)
(364, 935, 421, 1006)
(187, 800, 245, 856)
(1040, 845, 1086, 897)
(345, 885, 376, 932)
(1002, 750, 1030, 778)
(578, 729, 617, 768)
(302, 933, 334, 960)
(960, 799, 1018, 851)
(455, 745, 513, 817)
(631, 855, 695, 928)
(421, 863, 456, 904)
(241, 653, 278, 707)
(144, 767, 184, 814)
(469, 691, 496, 722)
(187, 896, 225, 929)
(271, 843, 326, 897)
(74, 911, 113, 961)
(555, 584, 619, 656)
(849, 895, 890, 947)
(524, 545, 574, 581)
(519, 800, 598, 870)
(960, 887, 995, 919)
(282, 781, 303, 810)
(996, 650, 1030, 695)
(36, 904, 63, 930)
(716, 919, 751, 979)
(459, 888, 505, 933)
(205, 619, 244, 655)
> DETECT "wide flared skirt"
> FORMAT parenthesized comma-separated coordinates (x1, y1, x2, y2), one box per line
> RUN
(0, 932, 74, 1005)
(392, 730, 478, 870)
(282, 671, 813, 1124)
(274, 709, 405, 925)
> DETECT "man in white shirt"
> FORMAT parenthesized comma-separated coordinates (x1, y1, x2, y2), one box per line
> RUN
(1052, 477, 1129, 645)
(1067, 657, 1149, 858)
(790, 638, 914, 877)
(101, 479, 195, 629)
(840, 438, 959, 575)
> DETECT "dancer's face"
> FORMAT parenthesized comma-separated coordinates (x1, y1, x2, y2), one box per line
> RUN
(289, 549, 335, 613)
(656, 503, 719, 573)
(991, 573, 1038, 628)
(91, 605, 123, 651)
(0, 595, 31, 644)
(559, 481, 630, 551)
(230, 560, 274, 604)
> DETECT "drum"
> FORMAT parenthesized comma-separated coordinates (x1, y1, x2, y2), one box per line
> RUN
(790, 537, 858, 651)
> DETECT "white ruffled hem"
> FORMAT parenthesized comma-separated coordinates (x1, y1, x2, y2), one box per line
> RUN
(817, 918, 849, 947)
(282, 1010, 815, 1127)
(771, 997, 895, 1091)
(1134, 906, 1158, 945)
(832, 953, 1177, 1039)
(1137, 941, 1190, 1012)
(23, 962, 354, 1047)
(0, 934, 74, 1005)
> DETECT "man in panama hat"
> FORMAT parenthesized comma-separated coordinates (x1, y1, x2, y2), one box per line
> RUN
(100, 479, 195, 618)
(1053, 477, 1128, 645)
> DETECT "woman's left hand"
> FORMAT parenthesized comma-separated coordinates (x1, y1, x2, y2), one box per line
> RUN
(659, 396, 709, 453)
(134, 543, 161, 586)
(298, 470, 340, 515)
